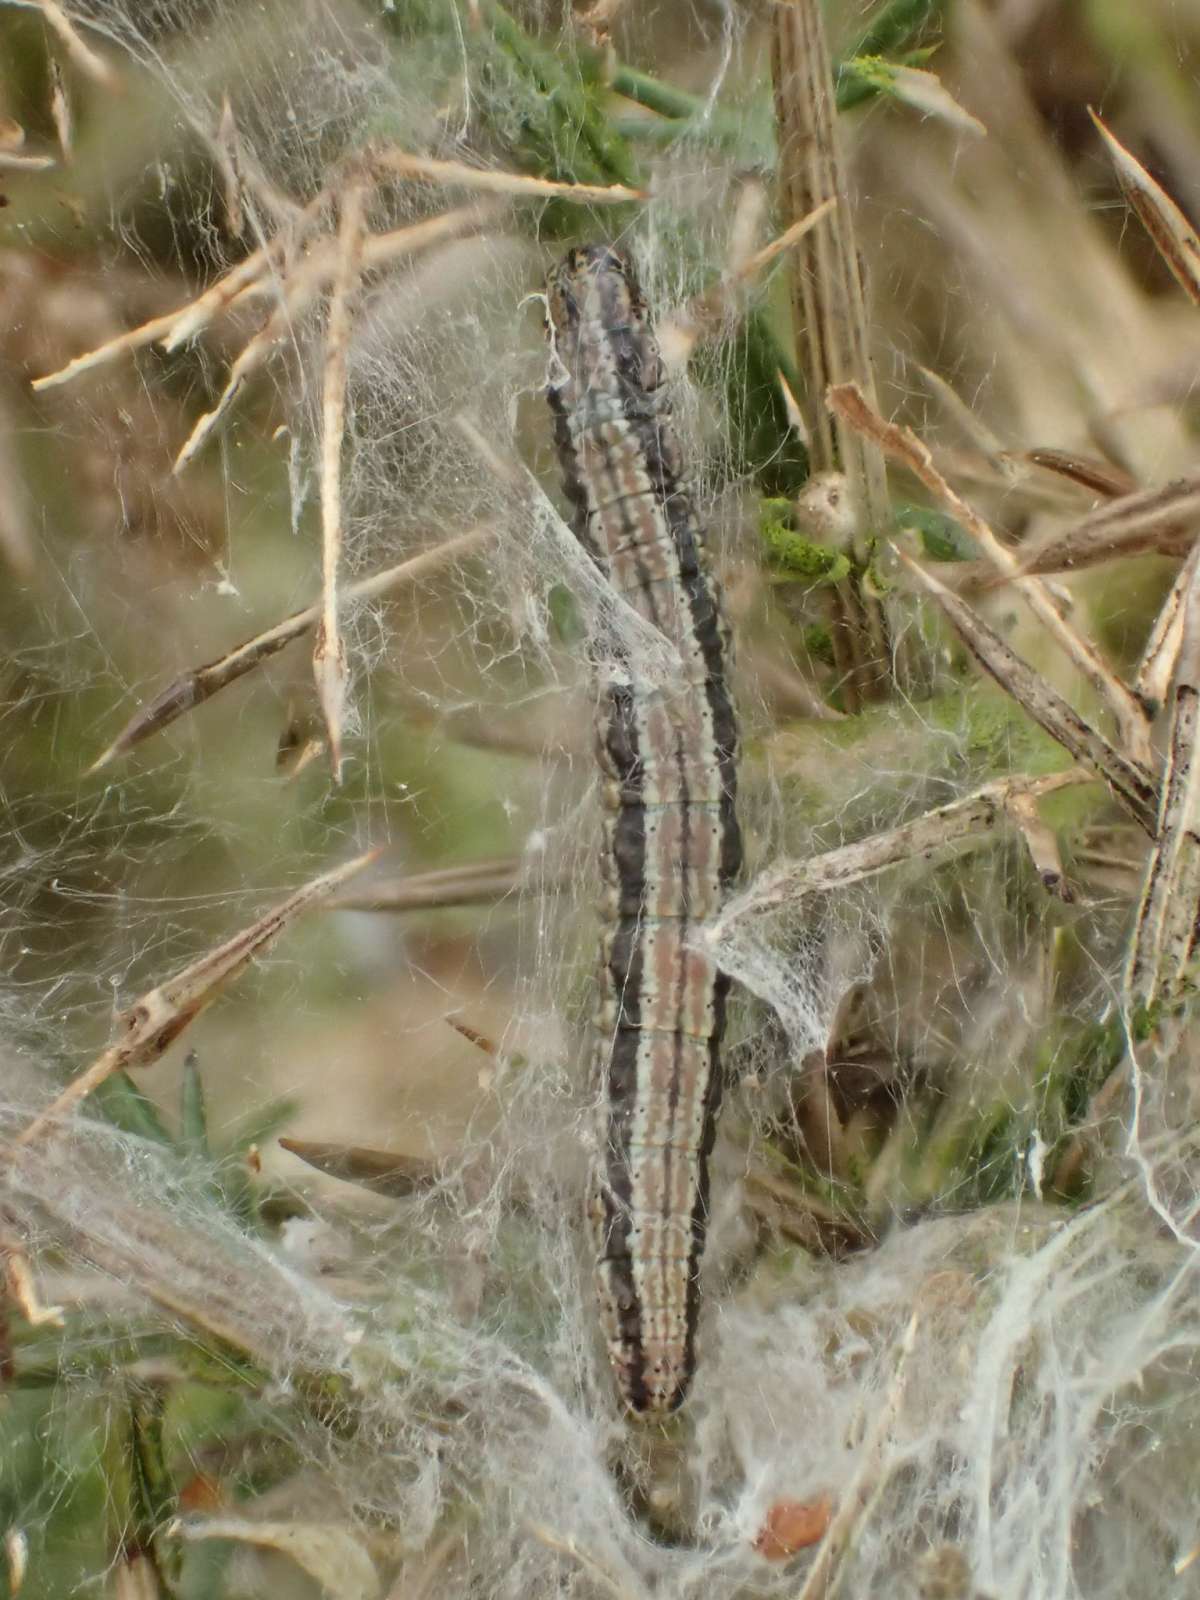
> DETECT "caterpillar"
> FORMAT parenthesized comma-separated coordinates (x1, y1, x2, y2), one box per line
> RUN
(545, 246, 742, 1416)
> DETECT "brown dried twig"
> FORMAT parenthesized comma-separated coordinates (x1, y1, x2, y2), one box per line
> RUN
(32, 305, 180, 391)
(48, 59, 71, 163)
(794, 1311, 920, 1600)
(87, 526, 494, 771)
(776, 368, 807, 442)
(373, 147, 644, 204)
(0, 149, 54, 172)
(443, 1016, 499, 1059)
(314, 185, 367, 782)
(659, 199, 835, 366)
(216, 95, 245, 237)
(278, 1138, 440, 1198)
(329, 856, 534, 913)
(738, 199, 837, 284)
(34, 0, 120, 90)
(2, 1236, 64, 1327)
(161, 192, 330, 352)
(0, 391, 36, 577)
(1006, 790, 1072, 901)
(12, 850, 379, 1146)
(982, 477, 1200, 583)
(171, 205, 490, 473)
(712, 771, 1086, 933)
(1137, 543, 1200, 713)
(1022, 448, 1136, 501)
(1092, 109, 1200, 306)
(170, 270, 319, 472)
(32, 195, 328, 390)
(1126, 555, 1200, 1008)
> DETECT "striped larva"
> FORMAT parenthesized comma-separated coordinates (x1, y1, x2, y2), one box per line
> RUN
(545, 246, 741, 1416)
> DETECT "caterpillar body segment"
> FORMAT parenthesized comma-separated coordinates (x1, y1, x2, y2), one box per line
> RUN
(545, 246, 741, 1416)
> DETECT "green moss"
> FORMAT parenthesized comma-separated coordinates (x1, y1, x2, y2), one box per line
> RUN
(925, 684, 1071, 779)
(797, 683, 1065, 779)
(1044, 1016, 1124, 1124)
(801, 623, 837, 667)
(761, 509, 850, 586)
(862, 555, 893, 597)
(1131, 1000, 1162, 1043)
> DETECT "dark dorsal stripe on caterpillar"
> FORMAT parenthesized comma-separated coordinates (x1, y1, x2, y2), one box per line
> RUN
(545, 246, 742, 1416)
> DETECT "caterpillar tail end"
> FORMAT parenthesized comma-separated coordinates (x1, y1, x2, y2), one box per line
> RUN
(596, 1257, 696, 1419)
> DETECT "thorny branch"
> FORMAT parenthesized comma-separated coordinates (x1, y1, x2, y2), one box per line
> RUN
(1126, 554, 1200, 1009)
(11, 850, 378, 1145)
(314, 184, 367, 782)
(711, 770, 1086, 935)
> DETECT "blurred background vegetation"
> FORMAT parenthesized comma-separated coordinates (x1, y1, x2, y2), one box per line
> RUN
(3, 0, 1200, 1594)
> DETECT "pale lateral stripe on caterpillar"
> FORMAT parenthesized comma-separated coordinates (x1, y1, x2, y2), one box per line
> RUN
(545, 246, 741, 1416)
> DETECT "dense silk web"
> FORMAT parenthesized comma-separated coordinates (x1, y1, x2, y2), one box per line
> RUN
(3, 3, 1200, 1598)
